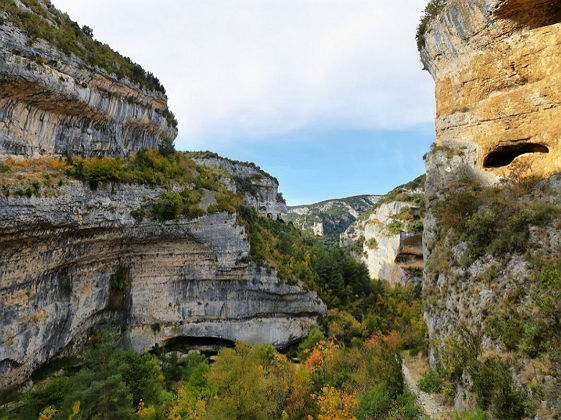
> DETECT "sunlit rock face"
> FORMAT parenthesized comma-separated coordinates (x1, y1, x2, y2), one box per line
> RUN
(421, 0, 561, 179)
(0, 183, 326, 389)
(341, 201, 424, 287)
(0, 9, 177, 158)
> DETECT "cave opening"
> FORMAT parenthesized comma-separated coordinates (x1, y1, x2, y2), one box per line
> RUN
(157, 336, 236, 356)
(496, 0, 561, 28)
(483, 143, 549, 168)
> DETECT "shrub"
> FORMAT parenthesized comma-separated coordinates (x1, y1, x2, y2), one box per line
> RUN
(468, 358, 531, 419)
(438, 182, 559, 261)
(452, 408, 488, 420)
(366, 237, 378, 250)
(409, 219, 424, 234)
(417, 369, 443, 393)
(387, 220, 404, 235)
(298, 328, 325, 361)
(356, 383, 391, 419)
(110, 266, 132, 290)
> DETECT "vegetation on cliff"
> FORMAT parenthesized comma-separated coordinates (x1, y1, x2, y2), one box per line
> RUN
(416, 0, 447, 51)
(286, 195, 381, 243)
(424, 175, 561, 418)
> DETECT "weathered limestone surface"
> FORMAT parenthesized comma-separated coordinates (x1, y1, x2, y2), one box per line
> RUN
(341, 201, 423, 286)
(422, 0, 561, 412)
(194, 156, 288, 219)
(421, 0, 561, 178)
(0, 183, 326, 388)
(0, 18, 177, 157)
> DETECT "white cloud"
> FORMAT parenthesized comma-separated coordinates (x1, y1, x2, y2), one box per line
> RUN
(52, 0, 435, 148)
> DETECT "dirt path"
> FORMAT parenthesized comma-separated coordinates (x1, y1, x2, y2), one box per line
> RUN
(402, 356, 454, 420)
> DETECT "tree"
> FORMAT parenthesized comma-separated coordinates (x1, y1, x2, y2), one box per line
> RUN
(206, 342, 284, 420)
(60, 329, 134, 419)
(81, 25, 93, 38)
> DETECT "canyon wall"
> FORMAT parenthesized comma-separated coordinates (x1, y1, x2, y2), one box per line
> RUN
(420, 0, 561, 179)
(421, 0, 561, 413)
(0, 1, 177, 158)
(0, 181, 325, 389)
(193, 155, 288, 220)
(287, 195, 381, 242)
(340, 180, 424, 286)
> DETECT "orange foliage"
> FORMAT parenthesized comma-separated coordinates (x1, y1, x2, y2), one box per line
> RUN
(304, 339, 339, 372)
(38, 406, 57, 420)
(316, 386, 358, 420)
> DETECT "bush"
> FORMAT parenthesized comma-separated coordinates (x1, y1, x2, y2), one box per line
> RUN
(438, 183, 559, 261)
(452, 408, 488, 420)
(110, 266, 132, 290)
(468, 358, 531, 420)
(366, 237, 378, 250)
(356, 383, 392, 419)
(298, 328, 325, 361)
(417, 369, 443, 393)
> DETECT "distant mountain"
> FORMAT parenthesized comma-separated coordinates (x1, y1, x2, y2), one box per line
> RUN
(286, 195, 382, 242)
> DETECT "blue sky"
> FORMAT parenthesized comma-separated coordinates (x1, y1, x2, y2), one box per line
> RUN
(54, 0, 436, 205)
(191, 126, 434, 205)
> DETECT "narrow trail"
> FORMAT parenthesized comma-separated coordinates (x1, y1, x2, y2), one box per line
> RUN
(402, 358, 453, 420)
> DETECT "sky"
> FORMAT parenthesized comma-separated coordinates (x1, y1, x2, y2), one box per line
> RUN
(53, 0, 435, 205)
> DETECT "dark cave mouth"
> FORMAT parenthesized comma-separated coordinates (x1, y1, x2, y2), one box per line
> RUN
(483, 143, 549, 168)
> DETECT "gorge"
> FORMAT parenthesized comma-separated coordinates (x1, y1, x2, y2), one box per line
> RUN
(1, 0, 560, 418)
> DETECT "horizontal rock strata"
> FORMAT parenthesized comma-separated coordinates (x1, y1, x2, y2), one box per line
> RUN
(0, 183, 325, 388)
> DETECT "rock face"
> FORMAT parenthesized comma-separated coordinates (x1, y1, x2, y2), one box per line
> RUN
(420, 0, 561, 179)
(0, 182, 326, 388)
(340, 182, 424, 286)
(193, 155, 287, 220)
(287, 195, 381, 242)
(421, 0, 561, 413)
(0, 2, 177, 158)
(0, 1, 325, 391)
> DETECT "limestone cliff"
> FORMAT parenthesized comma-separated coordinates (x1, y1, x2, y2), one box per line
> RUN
(0, 179, 325, 389)
(421, 0, 561, 415)
(191, 153, 288, 220)
(340, 178, 424, 286)
(420, 0, 561, 180)
(287, 195, 381, 242)
(0, 1, 325, 390)
(0, 0, 177, 157)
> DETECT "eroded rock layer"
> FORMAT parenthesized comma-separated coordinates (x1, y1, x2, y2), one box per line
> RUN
(0, 8, 177, 157)
(421, 0, 561, 178)
(0, 183, 325, 388)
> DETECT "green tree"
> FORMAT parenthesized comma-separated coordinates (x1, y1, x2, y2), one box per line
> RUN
(59, 329, 134, 419)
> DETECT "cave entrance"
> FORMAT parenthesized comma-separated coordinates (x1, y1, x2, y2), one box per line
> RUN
(496, 0, 561, 28)
(158, 336, 235, 356)
(483, 143, 549, 168)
